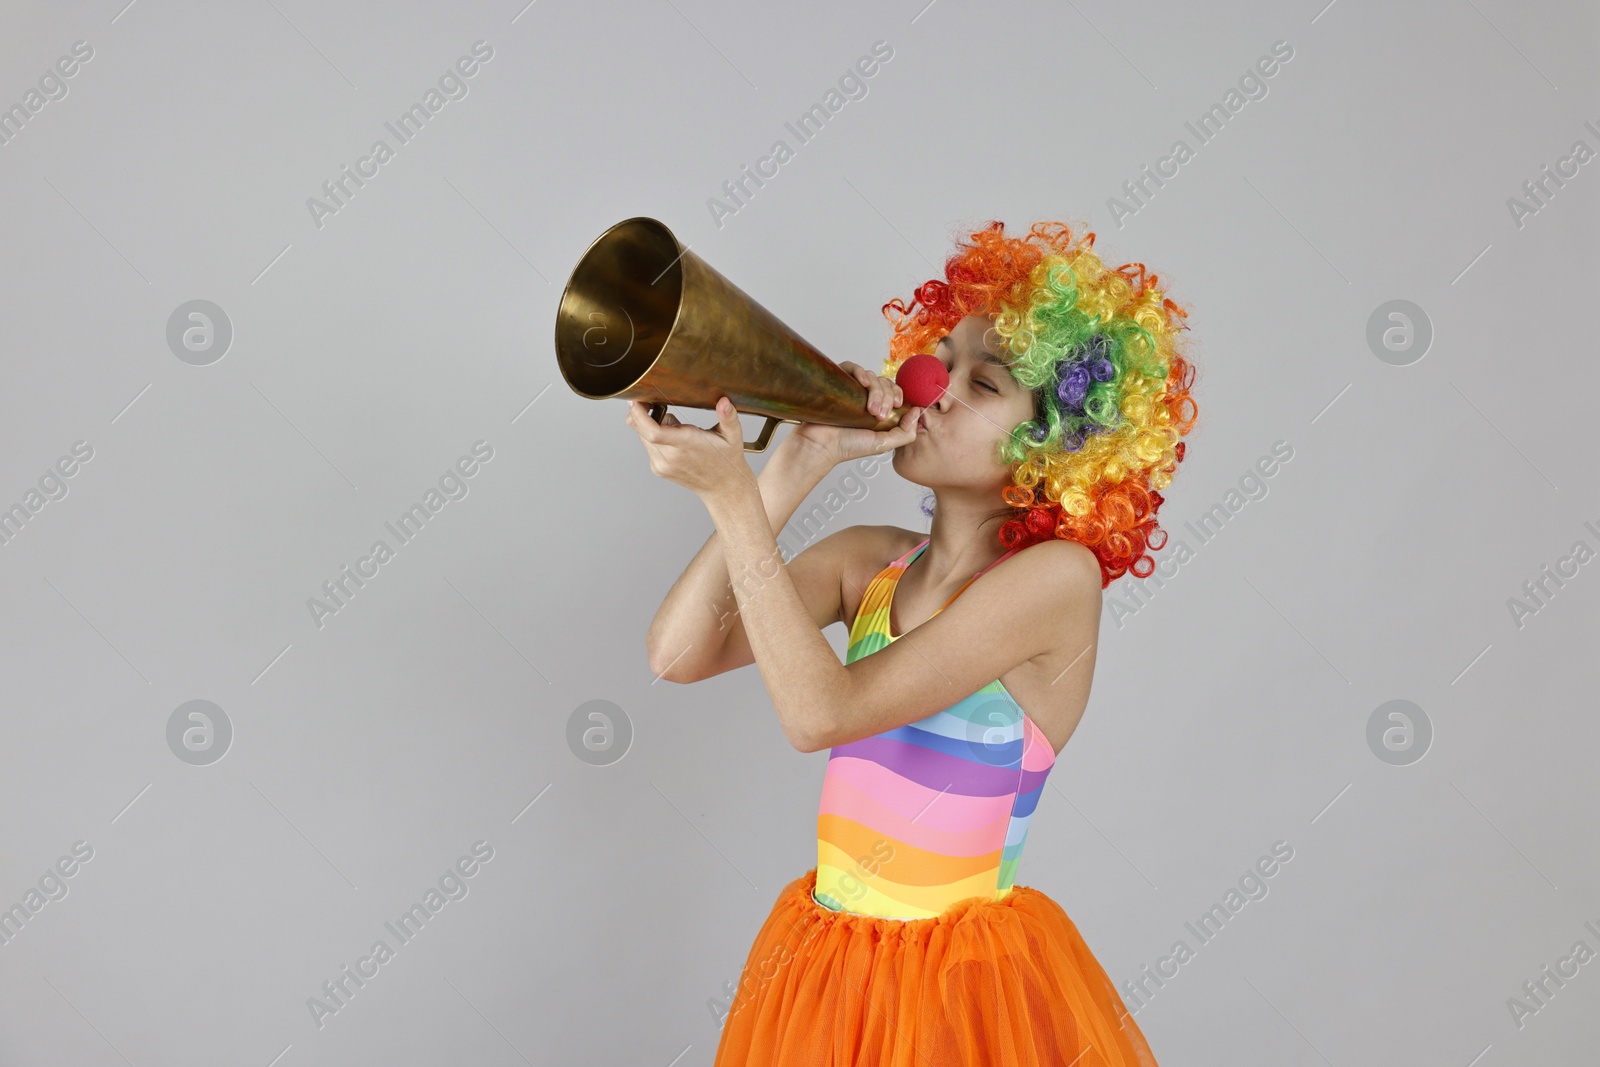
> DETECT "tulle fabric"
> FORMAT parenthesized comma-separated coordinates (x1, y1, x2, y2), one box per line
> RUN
(712, 867, 1160, 1067)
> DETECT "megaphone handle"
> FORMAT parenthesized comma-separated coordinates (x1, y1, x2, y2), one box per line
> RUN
(745, 416, 784, 453)
(647, 402, 788, 453)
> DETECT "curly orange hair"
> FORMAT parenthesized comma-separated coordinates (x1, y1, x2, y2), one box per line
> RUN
(881, 220, 1199, 587)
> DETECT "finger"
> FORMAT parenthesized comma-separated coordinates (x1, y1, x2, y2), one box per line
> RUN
(628, 401, 671, 444)
(873, 379, 893, 418)
(886, 407, 920, 446)
(631, 406, 657, 438)
(715, 396, 741, 440)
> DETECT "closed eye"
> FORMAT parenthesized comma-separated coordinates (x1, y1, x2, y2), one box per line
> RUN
(939, 353, 1002, 394)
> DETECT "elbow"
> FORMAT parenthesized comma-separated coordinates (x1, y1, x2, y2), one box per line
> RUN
(788, 731, 824, 754)
(786, 714, 835, 754)
(789, 682, 848, 753)
(654, 665, 698, 685)
(647, 645, 696, 685)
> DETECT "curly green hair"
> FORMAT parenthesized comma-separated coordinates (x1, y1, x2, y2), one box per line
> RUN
(881, 220, 1199, 587)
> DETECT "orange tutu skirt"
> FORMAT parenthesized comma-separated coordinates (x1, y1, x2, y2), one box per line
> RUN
(712, 867, 1160, 1067)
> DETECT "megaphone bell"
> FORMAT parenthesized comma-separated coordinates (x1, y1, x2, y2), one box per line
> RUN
(554, 217, 907, 452)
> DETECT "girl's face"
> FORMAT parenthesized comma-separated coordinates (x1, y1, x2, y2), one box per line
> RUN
(891, 314, 1037, 492)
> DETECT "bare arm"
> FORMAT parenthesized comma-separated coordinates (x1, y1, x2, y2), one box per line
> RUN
(636, 358, 915, 688)
(705, 475, 1100, 753)
(646, 433, 835, 683)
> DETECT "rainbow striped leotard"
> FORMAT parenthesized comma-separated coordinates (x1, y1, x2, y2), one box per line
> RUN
(812, 537, 1058, 919)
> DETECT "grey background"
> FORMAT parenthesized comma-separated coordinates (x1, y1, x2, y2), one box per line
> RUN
(1, 0, 1596, 1064)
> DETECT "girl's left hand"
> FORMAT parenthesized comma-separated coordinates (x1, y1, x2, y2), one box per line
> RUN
(625, 396, 755, 503)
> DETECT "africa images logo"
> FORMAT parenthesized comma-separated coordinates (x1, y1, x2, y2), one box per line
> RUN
(1105, 39, 1295, 228)
(306, 840, 495, 1029)
(305, 41, 495, 230)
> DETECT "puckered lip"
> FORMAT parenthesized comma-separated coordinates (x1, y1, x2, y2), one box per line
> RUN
(897, 414, 929, 448)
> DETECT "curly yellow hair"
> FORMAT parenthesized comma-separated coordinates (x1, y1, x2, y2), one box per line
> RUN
(881, 220, 1199, 587)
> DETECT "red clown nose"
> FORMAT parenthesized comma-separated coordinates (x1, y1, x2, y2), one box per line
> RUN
(894, 353, 949, 409)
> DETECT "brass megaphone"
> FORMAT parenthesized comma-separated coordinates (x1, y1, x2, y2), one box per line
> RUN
(554, 217, 902, 451)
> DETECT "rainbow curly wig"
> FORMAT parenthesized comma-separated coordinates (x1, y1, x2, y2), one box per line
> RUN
(881, 220, 1199, 588)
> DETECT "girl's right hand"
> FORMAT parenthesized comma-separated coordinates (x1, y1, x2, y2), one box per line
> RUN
(785, 361, 923, 471)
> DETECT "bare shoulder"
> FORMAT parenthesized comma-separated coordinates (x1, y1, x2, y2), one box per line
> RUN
(829, 525, 924, 629)
(1009, 537, 1102, 591)
(846, 523, 925, 579)
(798, 524, 915, 572)
(1025, 540, 1103, 629)
(981, 537, 1103, 643)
